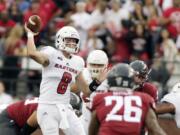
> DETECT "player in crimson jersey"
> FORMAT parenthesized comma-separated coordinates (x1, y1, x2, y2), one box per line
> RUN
(0, 92, 82, 135)
(130, 60, 158, 102)
(0, 97, 38, 135)
(89, 63, 166, 135)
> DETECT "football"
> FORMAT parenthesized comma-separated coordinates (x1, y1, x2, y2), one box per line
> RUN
(26, 15, 42, 33)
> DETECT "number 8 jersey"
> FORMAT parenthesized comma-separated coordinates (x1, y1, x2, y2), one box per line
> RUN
(39, 46, 84, 104)
(90, 90, 154, 135)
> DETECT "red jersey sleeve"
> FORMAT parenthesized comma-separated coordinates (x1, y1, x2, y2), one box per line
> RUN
(142, 93, 155, 111)
(143, 82, 158, 102)
(90, 92, 103, 111)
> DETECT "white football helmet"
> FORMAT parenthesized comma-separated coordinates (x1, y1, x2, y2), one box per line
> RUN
(87, 50, 108, 79)
(55, 26, 80, 53)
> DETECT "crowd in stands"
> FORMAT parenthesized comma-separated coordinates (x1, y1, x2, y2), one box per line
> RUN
(0, 0, 179, 100)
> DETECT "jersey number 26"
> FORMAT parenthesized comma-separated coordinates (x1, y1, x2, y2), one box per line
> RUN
(105, 96, 142, 122)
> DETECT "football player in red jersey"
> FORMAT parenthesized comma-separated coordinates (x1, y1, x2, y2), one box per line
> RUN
(89, 63, 166, 135)
(0, 97, 38, 135)
(130, 60, 158, 102)
(0, 92, 81, 135)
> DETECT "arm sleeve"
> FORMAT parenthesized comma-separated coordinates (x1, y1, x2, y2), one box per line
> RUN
(89, 93, 102, 111)
(39, 46, 56, 65)
(75, 56, 85, 75)
(161, 93, 178, 108)
(143, 93, 156, 111)
(161, 93, 180, 128)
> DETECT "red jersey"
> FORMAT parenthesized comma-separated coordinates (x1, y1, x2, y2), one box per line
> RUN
(91, 90, 154, 135)
(7, 97, 38, 127)
(135, 82, 158, 102)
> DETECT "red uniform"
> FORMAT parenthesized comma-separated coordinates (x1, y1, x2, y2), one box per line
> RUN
(7, 98, 38, 128)
(135, 82, 158, 102)
(91, 91, 154, 135)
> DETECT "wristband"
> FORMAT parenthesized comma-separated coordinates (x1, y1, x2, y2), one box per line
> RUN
(89, 79, 101, 92)
(27, 32, 34, 38)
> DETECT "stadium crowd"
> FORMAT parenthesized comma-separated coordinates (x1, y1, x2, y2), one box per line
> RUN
(0, 0, 179, 100)
(0, 0, 180, 135)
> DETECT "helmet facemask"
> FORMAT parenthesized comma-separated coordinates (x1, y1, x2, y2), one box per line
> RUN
(86, 50, 108, 79)
(87, 63, 107, 79)
(63, 37, 79, 53)
(55, 26, 80, 54)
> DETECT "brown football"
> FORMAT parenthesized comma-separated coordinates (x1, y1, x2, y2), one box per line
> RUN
(26, 15, 42, 33)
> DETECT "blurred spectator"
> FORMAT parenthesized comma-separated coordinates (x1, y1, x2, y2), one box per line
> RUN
(86, 29, 104, 51)
(39, 0, 58, 21)
(23, 0, 47, 30)
(149, 57, 170, 95)
(106, 0, 130, 37)
(159, 0, 173, 11)
(143, 0, 162, 19)
(90, 0, 110, 45)
(40, 21, 56, 45)
(18, 0, 30, 12)
(158, 29, 178, 74)
(0, 81, 13, 105)
(0, 36, 5, 56)
(4, 24, 25, 56)
(52, 0, 75, 17)
(127, 23, 151, 61)
(9, 2, 23, 24)
(105, 36, 116, 62)
(111, 28, 130, 63)
(161, 0, 180, 38)
(78, 28, 104, 58)
(147, 6, 161, 58)
(1, 25, 25, 95)
(131, 2, 146, 25)
(85, 0, 98, 13)
(0, 10, 16, 37)
(121, 0, 134, 12)
(70, 1, 91, 50)
(0, 0, 6, 12)
(166, 49, 180, 90)
(176, 35, 180, 50)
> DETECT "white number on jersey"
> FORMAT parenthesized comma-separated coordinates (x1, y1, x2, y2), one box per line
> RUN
(105, 96, 142, 122)
(24, 97, 39, 105)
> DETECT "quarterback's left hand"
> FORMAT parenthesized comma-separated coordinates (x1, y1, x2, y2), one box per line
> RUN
(96, 67, 111, 83)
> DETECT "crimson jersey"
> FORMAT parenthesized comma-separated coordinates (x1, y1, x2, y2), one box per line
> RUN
(7, 98, 38, 127)
(135, 82, 158, 102)
(91, 91, 154, 135)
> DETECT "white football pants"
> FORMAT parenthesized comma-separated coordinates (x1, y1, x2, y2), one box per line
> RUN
(37, 103, 86, 135)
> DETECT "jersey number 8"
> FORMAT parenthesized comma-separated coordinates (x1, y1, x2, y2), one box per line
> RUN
(57, 72, 72, 94)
